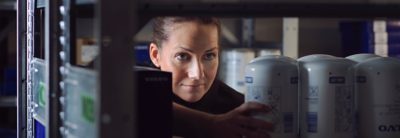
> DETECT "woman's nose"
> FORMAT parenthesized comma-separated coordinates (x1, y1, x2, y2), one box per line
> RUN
(188, 60, 203, 80)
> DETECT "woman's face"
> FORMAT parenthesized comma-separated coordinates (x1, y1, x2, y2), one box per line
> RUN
(150, 21, 219, 102)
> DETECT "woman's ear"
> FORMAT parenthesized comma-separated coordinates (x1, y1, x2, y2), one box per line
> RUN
(149, 43, 160, 68)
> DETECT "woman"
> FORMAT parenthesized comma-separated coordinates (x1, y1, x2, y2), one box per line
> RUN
(149, 17, 273, 138)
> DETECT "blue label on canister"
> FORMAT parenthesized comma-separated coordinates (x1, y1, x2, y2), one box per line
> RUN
(356, 76, 367, 83)
(307, 112, 318, 133)
(329, 76, 345, 84)
(245, 76, 253, 83)
(284, 112, 294, 133)
(290, 77, 298, 84)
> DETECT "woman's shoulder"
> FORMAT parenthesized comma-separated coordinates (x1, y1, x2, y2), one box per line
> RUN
(212, 79, 244, 100)
(172, 79, 245, 114)
(203, 80, 244, 113)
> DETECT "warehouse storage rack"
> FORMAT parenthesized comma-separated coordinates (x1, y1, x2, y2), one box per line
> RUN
(17, 0, 400, 138)
(0, 1, 17, 137)
(0, 1, 16, 108)
(18, 0, 136, 137)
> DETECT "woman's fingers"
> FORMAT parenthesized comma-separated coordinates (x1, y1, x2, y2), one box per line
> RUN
(211, 102, 274, 138)
(234, 115, 274, 131)
(234, 102, 271, 115)
(229, 122, 271, 138)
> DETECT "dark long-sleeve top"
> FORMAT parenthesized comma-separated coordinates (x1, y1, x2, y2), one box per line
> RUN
(173, 79, 244, 114)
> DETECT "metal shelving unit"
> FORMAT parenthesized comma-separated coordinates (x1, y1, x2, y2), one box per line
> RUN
(0, 96, 16, 107)
(16, 0, 26, 137)
(17, 0, 400, 138)
(0, 3, 17, 138)
(0, 0, 16, 107)
(18, 0, 137, 137)
(138, 2, 400, 18)
(0, 0, 16, 11)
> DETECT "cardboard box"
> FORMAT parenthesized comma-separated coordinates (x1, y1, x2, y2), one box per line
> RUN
(76, 38, 98, 66)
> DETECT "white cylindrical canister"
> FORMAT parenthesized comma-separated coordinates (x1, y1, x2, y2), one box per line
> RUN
(298, 54, 356, 138)
(346, 53, 381, 63)
(245, 55, 298, 138)
(219, 48, 255, 94)
(257, 49, 281, 57)
(346, 53, 381, 138)
(355, 57, 400, 138)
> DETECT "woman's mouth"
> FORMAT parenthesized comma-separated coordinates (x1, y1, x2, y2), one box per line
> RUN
(182, 84, 204, 87)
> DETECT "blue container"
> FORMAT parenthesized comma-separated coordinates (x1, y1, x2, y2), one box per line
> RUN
(34, 120, 45, 138)
(389, 44, 400, 59)
(4, 68, 16, 81)
(339, 20, 400, 57)
(0, 83, 3, 96)
(134, 43, 153, 67)
(0, 128, 17, 138)
(339, 21, 373, 56)
(2, 67, 16, 96)
(2, 82, 16, 96)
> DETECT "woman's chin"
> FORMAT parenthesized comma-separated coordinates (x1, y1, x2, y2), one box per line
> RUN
(174, 86, 207, 102)
(177, 92, 205, 103)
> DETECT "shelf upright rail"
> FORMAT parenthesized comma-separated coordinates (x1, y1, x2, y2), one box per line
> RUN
(24, 0, 35, 137)
(95, 0, 138, 137)
(45, 0, 62, 137)
(17, 0, 27, 137)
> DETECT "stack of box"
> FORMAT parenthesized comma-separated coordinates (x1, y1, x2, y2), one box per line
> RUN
(76, 38, 98, 66)
(0, 67, 16, 96)
(339, 20, 400, 58)
(372, 20, 400, 58)
(134, 43, 153, 67)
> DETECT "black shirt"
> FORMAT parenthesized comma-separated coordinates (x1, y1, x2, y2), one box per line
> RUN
(173, 79, 244, 114)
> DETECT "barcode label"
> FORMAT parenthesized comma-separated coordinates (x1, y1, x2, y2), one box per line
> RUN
(329, 76, 345, 84)
(290, 77, 298, 84)
(245, 76, 253, 83)
(307, 112, 318, 133)
(357, 76, 367, 83)
(284, 113, 294, 133)
(335, 86, 354, 132)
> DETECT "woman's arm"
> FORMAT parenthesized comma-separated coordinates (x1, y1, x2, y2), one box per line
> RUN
(173, 102, 274, 138)
(173, 102, 213, 137)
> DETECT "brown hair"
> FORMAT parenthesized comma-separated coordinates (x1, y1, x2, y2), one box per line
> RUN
(152, 17, 221, 48)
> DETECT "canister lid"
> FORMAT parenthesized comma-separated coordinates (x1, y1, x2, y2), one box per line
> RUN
(249, 55, 297, 65)
(346, 53, 380, 63)
(297, 54, 337, 62)
(355, 57, 400, 69)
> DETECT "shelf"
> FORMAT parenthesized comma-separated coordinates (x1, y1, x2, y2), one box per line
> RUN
(0, 96, 16, 107)
(44, 1, 400, 19)
(36, 0, 45, 8)
(76, 0, 95, 5)
(0, 0, 16, 11)
(139, 2, 400, 18)
(35, 0, 95, 17)
(139, 0, 400, 4)
(36, 0, 95, 8)
(31, 1, 400, 19)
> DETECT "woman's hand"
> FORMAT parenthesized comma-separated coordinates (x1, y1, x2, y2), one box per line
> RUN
(206, 102, 274, 138)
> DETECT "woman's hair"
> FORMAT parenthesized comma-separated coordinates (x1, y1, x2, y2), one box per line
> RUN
(152, 17, 221, 48)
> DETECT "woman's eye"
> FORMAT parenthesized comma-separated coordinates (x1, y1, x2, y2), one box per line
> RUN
(204, 53, 216, 61)
(176, 53, 190, 61)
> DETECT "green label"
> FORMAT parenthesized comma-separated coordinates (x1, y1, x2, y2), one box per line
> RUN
(81, 94, 95, 123)
(38, 82, 46, 107)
